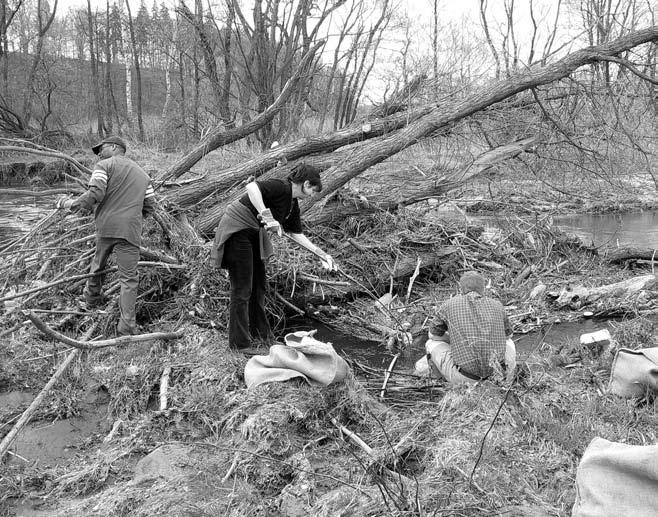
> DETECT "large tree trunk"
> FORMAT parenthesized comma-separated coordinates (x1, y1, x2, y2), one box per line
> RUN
(166, 103, 442, 210)
(165, 26, 658, 236)
(306, 26, 658, 215)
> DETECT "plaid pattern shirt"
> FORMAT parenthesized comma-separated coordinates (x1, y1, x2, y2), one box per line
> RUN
(432, 292, 512, 379)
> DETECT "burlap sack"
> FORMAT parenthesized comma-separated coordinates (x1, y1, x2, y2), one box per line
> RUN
(607, 347, 658, 398)
(572, 437, 658, 517)
(244, 331, 349, 388)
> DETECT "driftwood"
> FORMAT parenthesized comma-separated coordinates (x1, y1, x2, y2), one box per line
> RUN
(555, 274, 658, 308)
(379, 248, 459, 282)
(606, 247, 658, 264)
(24, 310, 184, 349)
(194, 135, 537, 233)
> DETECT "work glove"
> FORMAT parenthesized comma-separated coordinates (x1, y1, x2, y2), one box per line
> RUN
(56, 196, 78, 212)
(258, 208, 282, 236)
(320, 253, 338, 272)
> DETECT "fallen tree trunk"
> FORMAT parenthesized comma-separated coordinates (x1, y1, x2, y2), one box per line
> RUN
(304, 27, 658, 221)
(193, 27, 658, 235)
(166, 107, 448, 210)
(194, 135, 537, 234)
(155, 40, 324, 186)
(555, 274, 658, 309)
(24, 310, 185, 349)
(605, 247, 658, 264)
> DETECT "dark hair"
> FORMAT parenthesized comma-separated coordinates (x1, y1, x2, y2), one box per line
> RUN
(288, 163, 322, 191)
(459, 271, 485, 294)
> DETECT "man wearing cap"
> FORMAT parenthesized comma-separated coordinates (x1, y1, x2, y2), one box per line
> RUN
(419, 271, 516, 384)
(57, 136, 156, 336)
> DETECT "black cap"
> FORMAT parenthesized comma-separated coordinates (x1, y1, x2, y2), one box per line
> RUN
(92, 136, 127, 155)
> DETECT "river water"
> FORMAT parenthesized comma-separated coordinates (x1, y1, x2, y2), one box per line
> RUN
(0, 190, 52, 247)
(2, 188, 658, 366)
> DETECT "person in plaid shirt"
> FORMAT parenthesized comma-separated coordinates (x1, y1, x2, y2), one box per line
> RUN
(424, 271, 516, 384)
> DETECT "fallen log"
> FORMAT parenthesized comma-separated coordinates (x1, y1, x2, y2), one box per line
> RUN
(167, 108, 445, 211)
(379, 248, 459, 282)
(605, 247, 658, 264)
(24, 310, 184, 349)
(306, 28, 658, 219)
(555, 274, 658, 309)
(194, 135, 537, 234)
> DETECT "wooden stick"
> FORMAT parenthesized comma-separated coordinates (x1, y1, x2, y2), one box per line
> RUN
(222, 452, 240, 483)
(379, 353, 400, 399)
(295, 272, 351, 287)
(0, 269, 115, 302)
(0, 188, 83, 197)
(405, 257, 421, 302)
(330, 417, 415, 488)
(330, 417, 374, 455)
(275, 292, 306, 316)
(0, 321, 25, 339)
(0, 348, 80, 460)
(159, 366, 172, 411)
(24, 310, 184, 350)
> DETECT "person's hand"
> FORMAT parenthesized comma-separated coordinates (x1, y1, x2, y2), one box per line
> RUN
(56, 196, 77, 211)
(320, 253, 337, 272)
(258, 208, 282, 235)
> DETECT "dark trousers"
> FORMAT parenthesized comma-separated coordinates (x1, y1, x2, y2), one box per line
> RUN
(84, 236, 139, 332)
(223, 229, 271, 349)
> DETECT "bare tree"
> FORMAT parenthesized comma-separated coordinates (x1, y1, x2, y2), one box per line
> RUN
(21, 0, 58, 130)
(0, 0, 22, 92)
(479, 0, 501, 78)
(85, 0, 104, 137)
(333, 0, 392, 129)
(125, 0, 144, 140)
(177, 0, 232, 127)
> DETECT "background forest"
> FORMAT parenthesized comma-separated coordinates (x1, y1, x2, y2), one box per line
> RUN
(1, 0, 656, 165)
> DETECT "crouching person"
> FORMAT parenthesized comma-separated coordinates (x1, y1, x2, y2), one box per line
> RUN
(421, 271, 516, 384)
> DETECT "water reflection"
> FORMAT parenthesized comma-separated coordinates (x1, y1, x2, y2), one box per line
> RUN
(0, 190, 52, 246)
(553, 211, 658, 248)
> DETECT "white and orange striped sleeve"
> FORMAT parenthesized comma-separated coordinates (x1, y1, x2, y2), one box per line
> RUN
(76, 160, 109, 211)
(142, 181, 156, 217)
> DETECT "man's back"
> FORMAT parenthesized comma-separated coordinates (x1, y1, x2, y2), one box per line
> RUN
(439, 292, 510, 378)
(94, 155, 151, 247)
